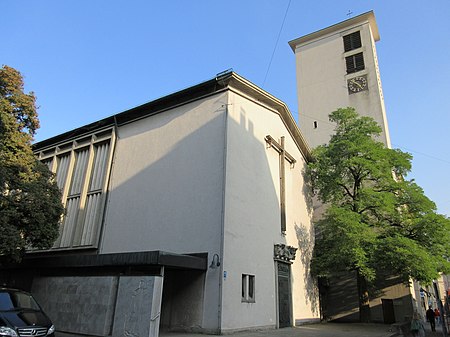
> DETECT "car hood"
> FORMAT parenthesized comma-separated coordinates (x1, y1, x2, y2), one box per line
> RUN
(0, 310, 52, 328)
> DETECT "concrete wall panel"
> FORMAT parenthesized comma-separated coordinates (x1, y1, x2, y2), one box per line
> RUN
(112, 276, 163, 337)
(32, 276, 118, 336)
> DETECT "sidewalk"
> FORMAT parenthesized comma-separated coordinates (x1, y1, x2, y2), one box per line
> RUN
(56, 321, 446, 337)
(161, 323, 396, 337)
(160, 322, 445, 337)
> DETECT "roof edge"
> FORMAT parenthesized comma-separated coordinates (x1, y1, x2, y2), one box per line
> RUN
(33, 74, 231, 150)
(288, 11, 379, 52)
(33, 71, 312, 161)
(227, 73, 312, 161)
(2, 251, 208, 271)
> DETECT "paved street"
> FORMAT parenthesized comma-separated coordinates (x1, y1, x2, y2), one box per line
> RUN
(160, 322, 445, 337)
(57, 321, 447, 337)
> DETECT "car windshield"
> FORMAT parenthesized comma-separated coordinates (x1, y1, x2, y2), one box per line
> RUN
(0, 291, 40, 311)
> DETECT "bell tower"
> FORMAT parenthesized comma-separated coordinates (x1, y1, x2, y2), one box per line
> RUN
(289, 11, 391, 149)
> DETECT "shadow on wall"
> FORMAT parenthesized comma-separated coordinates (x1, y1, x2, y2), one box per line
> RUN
(101, 95, 285, 332)
(101, 97, 229, 254)
(295, 222, 319, 315)
(302, 165, 314, 216)
(7, 92, 315, 335)
(319, 271, 360, 322)
(160, 269, 205, 333)
(319, 271, 413, 323)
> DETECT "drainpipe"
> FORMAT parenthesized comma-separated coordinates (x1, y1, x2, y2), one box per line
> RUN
(217, 100, 230, 334)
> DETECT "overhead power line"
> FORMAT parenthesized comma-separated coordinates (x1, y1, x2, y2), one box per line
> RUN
(296, 112, 450, 166)
(262, 0, 291, 87)
(391, 145, 450, 166)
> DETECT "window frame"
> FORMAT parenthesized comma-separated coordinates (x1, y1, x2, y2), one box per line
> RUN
(241, 274, 256, 303)
(343, 31, 362, 52)
(34, 127, 115, 251)
(345, 52, 365, 74)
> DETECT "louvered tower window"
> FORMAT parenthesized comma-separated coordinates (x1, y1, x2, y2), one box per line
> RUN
(345, 52, 365, 74)
(343, 31, 362, 52)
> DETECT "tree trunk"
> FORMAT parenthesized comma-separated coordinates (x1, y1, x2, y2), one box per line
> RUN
(357, 270, 371, 322)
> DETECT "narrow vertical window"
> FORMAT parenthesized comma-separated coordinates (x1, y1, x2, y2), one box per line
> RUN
(55, 154, 71, 189)
(242, 274, 255, 303)
(60, 148, 89, 247)
(241, 275, 247, 300)
(42, 158, 54, 171)
(248, 275, 255, 301)
(77, 141, 111, 246)
(313, 121, 318, 129)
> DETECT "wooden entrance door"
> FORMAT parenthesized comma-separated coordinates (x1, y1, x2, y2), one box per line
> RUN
(277, 262, 292, 328)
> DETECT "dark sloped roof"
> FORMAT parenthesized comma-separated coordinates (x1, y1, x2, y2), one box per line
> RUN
(34, 71, 311, 161)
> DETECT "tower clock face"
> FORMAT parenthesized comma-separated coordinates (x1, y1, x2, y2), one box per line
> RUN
(347, 76, 368, 93)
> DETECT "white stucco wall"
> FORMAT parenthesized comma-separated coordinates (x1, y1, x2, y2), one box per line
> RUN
(100, 93, 228, 331)
(295, 32, 346, 149)
(100, 95, 226, 255)
(98, 86, 318, 332)
(220, 90, 318, 331)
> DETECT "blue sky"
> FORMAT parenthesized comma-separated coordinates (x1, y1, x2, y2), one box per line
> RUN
(3, 1, 450, 216)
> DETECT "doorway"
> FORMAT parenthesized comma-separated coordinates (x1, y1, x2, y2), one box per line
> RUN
(381, 298, 396, 324)
(159, 269, 205, 333)
(277, 262, 292, 328)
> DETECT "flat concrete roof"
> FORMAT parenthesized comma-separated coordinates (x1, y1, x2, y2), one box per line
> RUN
(4, 251, 208, 272)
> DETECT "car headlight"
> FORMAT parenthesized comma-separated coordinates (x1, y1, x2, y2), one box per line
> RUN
(47, 325, 55, 335)
(0, 326, 18, 337)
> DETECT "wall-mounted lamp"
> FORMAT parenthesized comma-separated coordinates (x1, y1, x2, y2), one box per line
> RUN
(209, 254, 221, 269)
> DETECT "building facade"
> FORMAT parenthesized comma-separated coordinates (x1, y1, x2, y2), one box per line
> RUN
(1, 10, 432, 335)
(289, 11, 415, 324)
(1, 72, 319, 336)
(289, 11, 391, 149)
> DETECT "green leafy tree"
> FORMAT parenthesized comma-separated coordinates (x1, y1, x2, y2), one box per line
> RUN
(308, 107, 450, 321)
(0, 65, 64, 264)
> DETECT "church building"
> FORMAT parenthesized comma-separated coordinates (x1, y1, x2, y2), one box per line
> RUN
(0, 10, 420, 337)
(1, 71, 319, 336)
